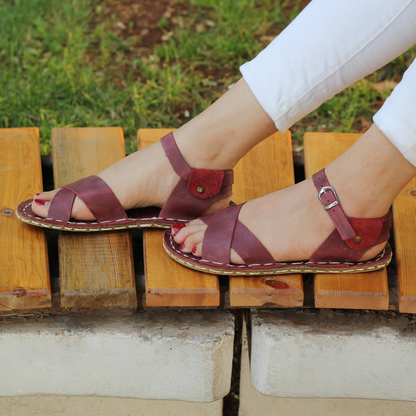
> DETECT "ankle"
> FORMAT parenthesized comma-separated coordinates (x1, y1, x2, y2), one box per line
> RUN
(173, 132, 239, 171)
(324, 168, 392, 219)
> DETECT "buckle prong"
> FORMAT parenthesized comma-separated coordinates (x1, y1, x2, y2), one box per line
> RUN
(318, 186, 339, 211)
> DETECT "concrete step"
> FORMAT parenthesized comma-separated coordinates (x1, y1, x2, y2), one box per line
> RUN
(240, 316, 416, 415)
(0, 396, 223, 416)
(249, 309, 416, 401)
(0, 310, 234, 403)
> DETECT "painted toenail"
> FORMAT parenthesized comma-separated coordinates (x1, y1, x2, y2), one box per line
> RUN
(34, 199, 46, 206)
(179, 243, 186, 251)
(192, 247, 197, 255)
(172, 223, 186, 236)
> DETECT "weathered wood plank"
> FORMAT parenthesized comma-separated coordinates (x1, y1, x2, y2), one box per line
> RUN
(140, 129, 220, 307)
(392, 177, 416, 313)
(314, 273, 390, 310)
(304, 132, 389, 310)
(52, 128, 136, 308)
(229, 132, 303, 307)
(0, 128, 50, 310)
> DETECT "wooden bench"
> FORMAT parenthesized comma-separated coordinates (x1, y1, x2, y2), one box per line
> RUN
(140, 128, 303, 309)
(1, 128, 414, 313)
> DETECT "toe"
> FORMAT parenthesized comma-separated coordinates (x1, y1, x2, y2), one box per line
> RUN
(179, 230, 205, 253)
(173, 219, 206, 244)
(192, 243, 202, 256)
(31, 190, 59, 217)
(31, 189, 96, 221)
(172, 217, 246, 264)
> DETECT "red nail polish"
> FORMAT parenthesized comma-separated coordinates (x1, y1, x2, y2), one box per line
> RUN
(179, 243, 186, 251)
(192, 247, 197, 255)
(35, 193, 41, 196)
(34, 199, 46, 206)
(172, 223, 186, 236)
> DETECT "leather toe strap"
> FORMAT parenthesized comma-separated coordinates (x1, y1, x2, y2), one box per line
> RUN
(48, 188, 76, 222)
(200, 204, 274, 265)
(48, 176, 128, 222)
(201, 204, 241, 264)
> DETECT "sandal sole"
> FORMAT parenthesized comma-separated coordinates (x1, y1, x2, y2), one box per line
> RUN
(163, 233, 393, 276)
(16, 201, 185, 231)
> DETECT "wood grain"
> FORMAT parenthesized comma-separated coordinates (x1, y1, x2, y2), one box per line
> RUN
(392, 177, 416, 313)
(0, 128, 50, 310)
(304, 132, 389, 310)
(229, 132, 303, 307)
(139, 129, 220, 307)
(52, 128, 136, 308)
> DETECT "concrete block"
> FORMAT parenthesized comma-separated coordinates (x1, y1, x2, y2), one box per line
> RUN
(0, 396, 223, 416)
(0, 310, 234, 402)
(250, 309, 416, 401)
(240, 317, 416, 415)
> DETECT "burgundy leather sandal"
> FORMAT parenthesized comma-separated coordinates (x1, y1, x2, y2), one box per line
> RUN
(16, 132, 234, 232)
(163, 168, 392, 275)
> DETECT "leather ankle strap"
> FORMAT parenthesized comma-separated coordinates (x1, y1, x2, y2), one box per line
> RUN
(312, 169, 357, 241)
(161, 132, 193, 180)
(161, 132, 234, 199)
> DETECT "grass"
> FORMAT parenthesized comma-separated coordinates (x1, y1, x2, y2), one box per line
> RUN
(0, 0, 415, 154)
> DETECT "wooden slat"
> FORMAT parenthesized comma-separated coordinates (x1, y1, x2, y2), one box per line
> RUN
(229, 132, 304, 307)
(392, 178, 416, 313)
(140, 129, 220, 307)
(304, 132, 389, 310)
(0, 128, 50, 310)
(52, 128, 136, 308)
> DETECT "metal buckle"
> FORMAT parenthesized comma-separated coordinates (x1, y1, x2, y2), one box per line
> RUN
(318, 186, 339, 211)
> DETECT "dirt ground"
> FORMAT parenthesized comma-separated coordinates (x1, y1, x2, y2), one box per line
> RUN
(91, 0, 311, 155)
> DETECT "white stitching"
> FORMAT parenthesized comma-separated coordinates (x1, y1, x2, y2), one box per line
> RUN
(21, 201, 193, 224)
(163, 240, 391, 276)
(166, 232, 391, 275)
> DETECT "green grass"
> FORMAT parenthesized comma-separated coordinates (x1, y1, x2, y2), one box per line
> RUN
(0, 0, 415, 154)
(0, 0, 135, 153)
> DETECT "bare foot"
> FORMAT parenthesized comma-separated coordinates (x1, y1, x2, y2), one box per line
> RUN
(31, 139, 231, 220)
(173, 123, 416, 265)
(31, 78, 277, 221)
(172, 177, 387, 264)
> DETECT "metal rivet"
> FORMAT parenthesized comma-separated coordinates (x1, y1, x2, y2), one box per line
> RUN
(354, 236, 362, 244)
(1, 208, 14, 217)
(197, 186, 205, 194)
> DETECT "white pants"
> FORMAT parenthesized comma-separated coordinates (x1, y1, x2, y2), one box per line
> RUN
(240, 0, 416, 166)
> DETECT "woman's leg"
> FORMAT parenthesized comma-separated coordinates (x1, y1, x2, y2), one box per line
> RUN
(174, 58, 416, 263)
(32, 79, 276, 220)
(32, 0, 416, 220)
(241, 0, 416, 132)
(174, 123, 416, 263)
